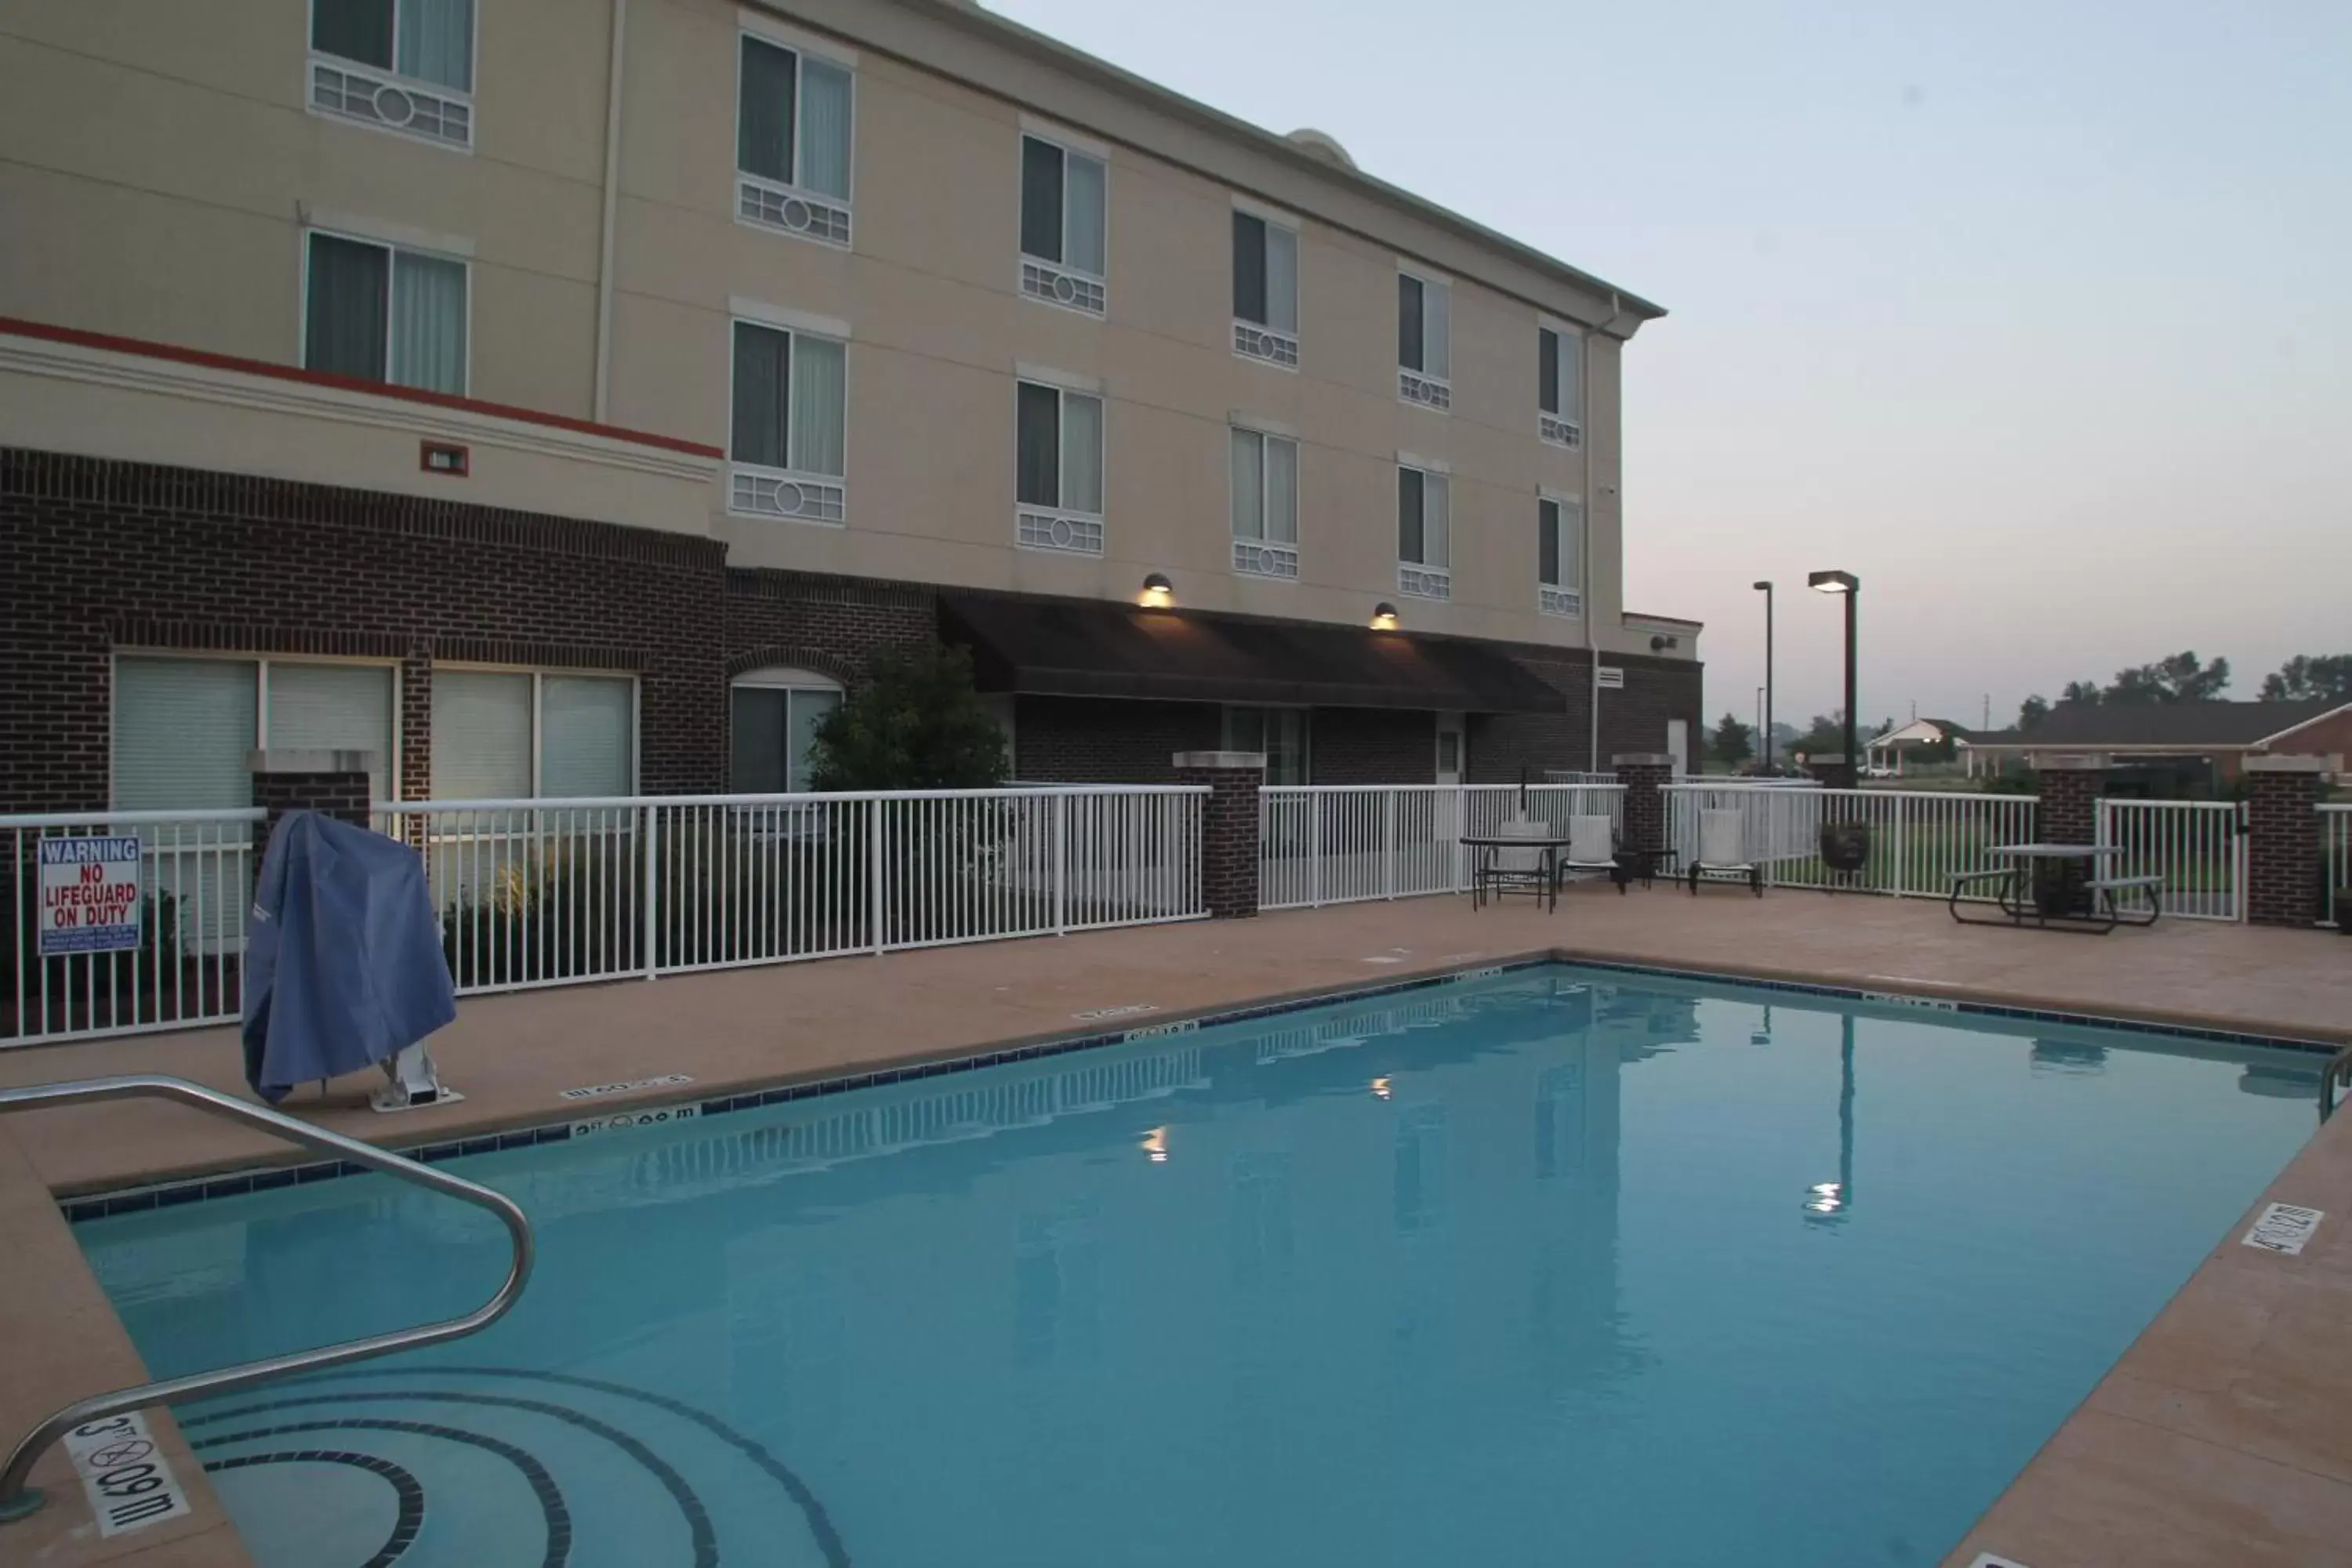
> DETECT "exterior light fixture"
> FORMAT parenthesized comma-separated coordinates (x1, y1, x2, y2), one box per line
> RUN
(1808, 570, 1861, 787)
(1139, 572, 1174, 608)
(1753, 581, 1774, 772)
(1369, 602, 1401, 631)
(1140, 1126, 1170, 1163)
(1370, 1076, 1392, 1100)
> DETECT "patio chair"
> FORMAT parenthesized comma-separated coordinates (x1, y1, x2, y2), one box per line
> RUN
(1557, 814, 1628, 895)
(1686, 808, 1762, 898)
(1473, 817, 1558, 910)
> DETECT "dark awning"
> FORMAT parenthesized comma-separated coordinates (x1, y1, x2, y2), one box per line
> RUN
(941, 593, 1566, 713)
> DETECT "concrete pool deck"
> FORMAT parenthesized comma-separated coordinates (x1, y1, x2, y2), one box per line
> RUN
(2, 887, 2348, 1565)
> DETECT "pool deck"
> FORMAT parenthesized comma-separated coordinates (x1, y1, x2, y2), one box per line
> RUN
(2, 887, 2347, 1565)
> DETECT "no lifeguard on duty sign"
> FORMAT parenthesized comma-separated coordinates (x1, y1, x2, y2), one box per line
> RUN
(38, 835, 143, 956)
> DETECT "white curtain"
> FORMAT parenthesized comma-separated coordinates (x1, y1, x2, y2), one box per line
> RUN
(1265, 435, 1298, 544)
(430, 670, 532, 798)
(1425, 473, 1450, 567)
(1230, 430, 1263, 540)
(540, 676, 633, 798)
(1061, 392, 1103, 514)
(390, 250, 466, 394)
(112, 658, 256, 811)
(268, 662, 394, 801)
(797, 56, 854, 198)
(1425, 281, 1450, 379)
(397, 0, 474, 90)
(1559, 499, 1584, 591)
(1065, 151, 1106, 275)
(789, 335, 847, 477)
(1265, 223, 1298, 332)
(1559, 332, 1583, 423)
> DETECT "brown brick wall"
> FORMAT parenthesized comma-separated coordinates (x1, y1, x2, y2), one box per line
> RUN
(1310, 707, 1432, 785)
(2246, 768, 2325, 927)
(1014, 696, 1221, 783)
(252, 770, 375, 878)
(724, 568, 938, 688)
(1175, 762, 1262, 917)
(1468, 648, 1703, 781)
(2038, 768, 2103, 845)
(1613, 757, 1674, 852)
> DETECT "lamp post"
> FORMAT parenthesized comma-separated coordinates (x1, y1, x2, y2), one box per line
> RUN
(1751, 581, 1774, 773)
(1807, 570, 1859, 787)
(1802, 1012, 1857, 1222)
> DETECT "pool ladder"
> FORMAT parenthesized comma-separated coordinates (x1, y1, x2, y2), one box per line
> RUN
(2322, 1047, 2352, 1125)
(0, 1074, 535, 1526)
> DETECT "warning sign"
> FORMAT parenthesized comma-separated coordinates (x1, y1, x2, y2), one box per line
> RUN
(38, 836, 143, 956)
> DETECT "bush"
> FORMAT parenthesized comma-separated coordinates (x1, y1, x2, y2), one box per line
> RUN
(808, 644, 1008, 792)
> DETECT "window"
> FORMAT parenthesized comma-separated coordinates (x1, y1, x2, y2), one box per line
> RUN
(1538, 493, 1584, 619)
(1232, 210, 1299, 367)
(730, 671, 844, 793)
(309, 0, 474, 148)
(303, 231, 468, 395)
(430, 670, 633, 799)
(1223, 706, 1309, 786)
(1229, 427, 1299, 580)
(730, 319, 848, 523)
(1398, 271, 1450, 410)
(737, 34, 855, 246)
(1019, 134, 1107, 315)
(1539, 325, 1584, 448)
(112, 655, 396, 810)
(1396, 463, 1450, 601)
(1014, 379, 1105, 555)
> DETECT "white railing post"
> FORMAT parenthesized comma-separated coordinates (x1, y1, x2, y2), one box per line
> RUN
(1053, 789, 1069, 936)
(641, 802, 660, 980)
(2235, 801, 2250, 924)
(1454, 785, 1468, 892)
(1382, 789, 1397, 900)
(869, 797, 887, 956)
(1891, 793, 1909, 897)
(1310, 793, 1324, 909)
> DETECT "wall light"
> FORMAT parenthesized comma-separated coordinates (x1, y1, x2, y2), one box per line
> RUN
(1369, 602, 1401, 631)
(1140, 1126, 1169, 1163)
(1138, 572, 1174, 609)
(1370, 1076, 1393, 1100)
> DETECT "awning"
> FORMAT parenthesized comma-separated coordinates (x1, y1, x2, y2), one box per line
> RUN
(941, 593, 1566, 713)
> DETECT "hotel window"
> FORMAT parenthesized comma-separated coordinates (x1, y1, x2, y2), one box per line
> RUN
(1019, 133, 1106, 315)
(730, 319, 848, 524)
(1538, 493, 1584, 619)
(303, 231, 467, 395)
(1396, 463, 1450, 601)
(1232, 210, 1299, 367)
(1223, 706, 1309, 786)
(1539, 325, 1584, 448)
(1014, 379, 1105, 556)
(308, 0, 474, 148)
(730, 670, 843, 793)
(737, 33, 855, 246)
(430, 670, 634, 799)
(1229, 427, 1299, 581)
(1398, 270, 1450, 411)
(112, 655, 395, 810)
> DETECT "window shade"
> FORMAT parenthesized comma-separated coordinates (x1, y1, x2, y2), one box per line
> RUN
(112, 658, 256, 812)
(1231, 430, 1264, 540)
(1015, 382, 1060, 507)
(540, 676, 633, 797)
(397, 0, 473, 90)
(390, 250, 466, 395)
(789, 335, 846, 477)
(1265, 223, 1298, 333)
(430, 670, 531, 799)
(1265, 436, 1298, 545)
(1060, 392, 1102, 515)
(1425, 282, 1450, 379)
(1559, 334, 1583, 423)
(1558, 500, 1584, 591)
(1424, 474, 1450, 567)
(1020, 137, 1063, 262)
(738, 38, 796, 182)
(797, 56, 853, 198)
(1065, 153, 1105, 275)
(269, 663, 393, 800)
(732, 322, 790, 468)
(305, 235, 389, 383)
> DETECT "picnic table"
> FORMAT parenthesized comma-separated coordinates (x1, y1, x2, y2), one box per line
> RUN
(1947, 843, 2162, 934)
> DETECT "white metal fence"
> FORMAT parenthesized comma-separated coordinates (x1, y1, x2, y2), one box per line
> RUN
(5, 809, 264, 1047)
(2096, 799, 2246, 922)
(1259, 784, 1625, 910)
(1664, 784, 2039, 899)
(2321, 804, 2350, 928)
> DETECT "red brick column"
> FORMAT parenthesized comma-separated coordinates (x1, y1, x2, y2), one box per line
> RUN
(2034, 756, 2105, 845)
(250, 749, 378, 877)
(1174, 751, 1265, 919)
(1613, 753, 1674, 854)
(2245, 757, 2328, 927)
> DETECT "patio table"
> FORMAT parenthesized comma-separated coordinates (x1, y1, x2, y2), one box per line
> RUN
(1947, 843, 2162, 934)
(1461, 834, 1571, 913)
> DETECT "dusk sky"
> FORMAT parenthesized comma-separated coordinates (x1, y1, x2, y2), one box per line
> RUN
(992, 0, 2351, 731)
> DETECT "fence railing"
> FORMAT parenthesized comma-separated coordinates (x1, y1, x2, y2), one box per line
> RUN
(2322, 804, 2350, 928)
(1664, 785, 2038, 899)
(2097, 798, 2246, 922)
(1259, 784, 1625, 910)
(4, 810, 265, 1047)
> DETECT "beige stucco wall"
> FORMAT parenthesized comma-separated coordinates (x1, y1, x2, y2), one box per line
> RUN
(0, 0, 1678, 656)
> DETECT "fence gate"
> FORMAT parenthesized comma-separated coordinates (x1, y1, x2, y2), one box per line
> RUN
(2096, 799, 2246, 922)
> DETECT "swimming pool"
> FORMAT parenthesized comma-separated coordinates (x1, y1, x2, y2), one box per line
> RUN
(73, 964, 2321, 1567)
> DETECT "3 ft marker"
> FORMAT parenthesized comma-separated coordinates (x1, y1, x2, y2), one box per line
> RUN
(38, 836, 143, 956)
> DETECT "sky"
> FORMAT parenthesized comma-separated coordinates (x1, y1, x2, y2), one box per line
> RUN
(989, 0, 2352, 731)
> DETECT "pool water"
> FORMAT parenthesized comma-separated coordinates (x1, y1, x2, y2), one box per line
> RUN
(75, 967, 2321, 1567)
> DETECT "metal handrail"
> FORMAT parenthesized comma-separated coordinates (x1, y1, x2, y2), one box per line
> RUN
(0, 1074, 535, 1523)
(2322, 1048, 2352, 1126)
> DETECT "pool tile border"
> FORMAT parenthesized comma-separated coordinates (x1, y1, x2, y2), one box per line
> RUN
(56, 951, 2340, 1222)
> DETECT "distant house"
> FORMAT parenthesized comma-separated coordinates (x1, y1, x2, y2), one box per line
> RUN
(1862, 717, 1993, 776)
(1958, 699, 2352, 784)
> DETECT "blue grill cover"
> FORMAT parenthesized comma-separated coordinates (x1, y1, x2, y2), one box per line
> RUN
(241, 812, 457, 1103)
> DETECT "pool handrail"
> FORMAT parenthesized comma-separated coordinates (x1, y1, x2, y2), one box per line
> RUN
(2321, 1047, 2352, 1125)
(0, 1073, 534, 1524)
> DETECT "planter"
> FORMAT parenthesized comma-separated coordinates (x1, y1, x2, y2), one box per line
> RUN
(1818, 822, 1871, 873)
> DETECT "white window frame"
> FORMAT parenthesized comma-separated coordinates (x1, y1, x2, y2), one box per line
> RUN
(1398, 266, 1452, 412)
(1017, 128, 1109, 318)
(1014, 372, 1106, 557)
(1222, 705, 1311, 786)
(299, 226, 473, 397)
(734, 28, 857, 249)
(108, 649, 405, 806)
(726, 311, 851, 527)
(306, 0, 478, 152)
(1538, 318, 1584, 449)
(1232, 200, 1301, 371)
(1229, 423, 1300, 582)
(430, 663, 641, 800)
(1537, 488, 1584, 620)
(1396, 456, 1451, 601)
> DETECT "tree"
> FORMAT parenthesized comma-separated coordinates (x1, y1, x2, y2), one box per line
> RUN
(2102, 650, 2230, 705)
(806, 644, 1010, 792)
(2016, 694, 2052, 732)
(2060, 680, 2102, 706)
(1791, 710, 1846, 758)
(2260, 655, 2352, 703)
(1710, 712, 1753, 769)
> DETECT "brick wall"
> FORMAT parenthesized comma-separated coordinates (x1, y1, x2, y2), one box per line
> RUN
(2038, 765, 2103, 845)
(1014, 696, 1221, 783)
(1310, 707, 1432, 785)
(1468, 648, 1703, 781)
(2273, 708, 2352, 768)
(251, 768, 374, 877)
(1613, 755, 1674, 852)
(724, 568, 938, 688)
(1174, 758, 1263, 917)
(2245, 764, 2326, 927)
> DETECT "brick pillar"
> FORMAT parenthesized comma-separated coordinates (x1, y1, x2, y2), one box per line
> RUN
(1174, 750, 1265, 919)
(250, 749, 378, 877)
(1613, 753, 1674, 853)
(2245, 757, 2328, 927)
(2034, 755, 2105, 844)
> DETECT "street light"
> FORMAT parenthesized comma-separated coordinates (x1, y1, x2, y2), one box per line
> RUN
(1751, 581, 1774, 772)
(1808, 570, 1859, 788)
(1802, 1013, 1857, 1223)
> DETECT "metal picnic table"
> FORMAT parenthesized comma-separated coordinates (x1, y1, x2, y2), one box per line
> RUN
(1947, 843, 2163, 934)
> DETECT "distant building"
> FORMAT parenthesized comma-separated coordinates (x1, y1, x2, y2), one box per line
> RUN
(1958, 700, 2352, 786)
